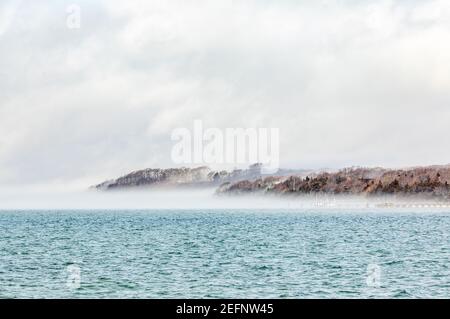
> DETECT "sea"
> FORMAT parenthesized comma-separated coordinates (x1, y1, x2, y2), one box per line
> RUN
(0, 209, 449, 298)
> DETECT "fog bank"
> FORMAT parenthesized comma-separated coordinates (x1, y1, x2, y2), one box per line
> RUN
(1, 188, 450, 211)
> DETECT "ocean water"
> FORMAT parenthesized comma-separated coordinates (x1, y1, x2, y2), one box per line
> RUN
(0, 209, 449, 299)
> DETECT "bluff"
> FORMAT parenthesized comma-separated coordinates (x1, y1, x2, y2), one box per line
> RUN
(217, 165, 450, 200)
(94, 163, 279, 190)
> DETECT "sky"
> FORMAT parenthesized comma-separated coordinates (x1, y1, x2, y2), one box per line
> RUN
(1, 0, 450, 190)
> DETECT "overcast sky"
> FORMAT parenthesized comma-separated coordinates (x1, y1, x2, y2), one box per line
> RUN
(1, 0, 450, 189)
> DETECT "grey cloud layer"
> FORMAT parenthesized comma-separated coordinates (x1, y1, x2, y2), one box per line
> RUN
(0, 0, 450, 187)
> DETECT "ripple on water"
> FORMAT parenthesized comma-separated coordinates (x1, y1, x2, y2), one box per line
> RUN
(0, 210, 449, 298)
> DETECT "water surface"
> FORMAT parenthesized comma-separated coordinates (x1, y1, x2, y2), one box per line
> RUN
(0, 209, 449, 298)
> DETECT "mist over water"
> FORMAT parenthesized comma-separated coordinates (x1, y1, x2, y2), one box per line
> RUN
(1, 187, 450, 212)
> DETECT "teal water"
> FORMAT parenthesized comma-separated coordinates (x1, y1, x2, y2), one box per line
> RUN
(0, 210, 449, 298)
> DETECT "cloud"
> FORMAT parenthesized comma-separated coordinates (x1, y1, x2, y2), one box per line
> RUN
(0, 0, 450, 187)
